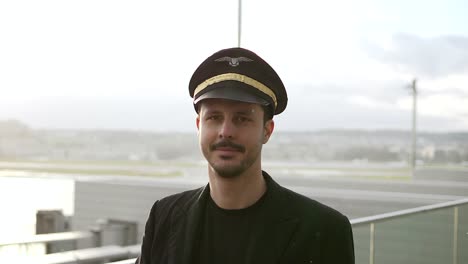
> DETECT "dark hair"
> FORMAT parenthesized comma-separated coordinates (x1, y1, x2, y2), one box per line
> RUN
(262, 105, 274, 123)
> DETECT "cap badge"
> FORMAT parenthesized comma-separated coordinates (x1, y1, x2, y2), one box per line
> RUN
(214, 56, 253, 67)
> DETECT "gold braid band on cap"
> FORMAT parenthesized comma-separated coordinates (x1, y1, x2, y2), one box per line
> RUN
(194, 73, 277, 108)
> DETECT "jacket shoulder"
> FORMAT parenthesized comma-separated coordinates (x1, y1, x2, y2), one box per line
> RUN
(277, 185, 355, 263)
(279, 185, 349, 224)
(153, 186, 205, 214)
(138, 186, 206, 264)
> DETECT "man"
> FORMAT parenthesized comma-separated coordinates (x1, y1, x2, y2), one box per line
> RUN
(137, 47, 354, 264)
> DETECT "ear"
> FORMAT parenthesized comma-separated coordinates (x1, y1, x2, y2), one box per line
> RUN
(196, 115, 200, 131)
(263, 119, 274, 144)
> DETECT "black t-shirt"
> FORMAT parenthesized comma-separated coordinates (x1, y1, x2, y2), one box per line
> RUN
(196, 189, 269, 264)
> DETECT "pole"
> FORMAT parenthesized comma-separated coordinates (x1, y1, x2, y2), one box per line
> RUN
(237, 0, 242, 47)
(411, 79, 417, 178)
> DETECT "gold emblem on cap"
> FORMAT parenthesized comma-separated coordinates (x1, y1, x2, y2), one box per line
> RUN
(194, 73, 277, 108)
(215, 56, 253, 67)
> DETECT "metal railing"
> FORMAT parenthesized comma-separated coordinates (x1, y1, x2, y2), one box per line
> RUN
(0, 231, 94, 257)
(351, 197, 468, 264)
(107, 257, 137, 264)
(2, 199, 467, 264)
(15, 244, 140, 264)
(0, 231, 93, 247)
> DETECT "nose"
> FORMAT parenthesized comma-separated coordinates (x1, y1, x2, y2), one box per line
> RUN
(219, 119, 235, 139)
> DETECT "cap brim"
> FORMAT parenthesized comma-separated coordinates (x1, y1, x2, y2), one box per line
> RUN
(193, 83, 270, 106)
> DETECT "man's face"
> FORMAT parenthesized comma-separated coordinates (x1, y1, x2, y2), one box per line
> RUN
(196, 99, 274, 178)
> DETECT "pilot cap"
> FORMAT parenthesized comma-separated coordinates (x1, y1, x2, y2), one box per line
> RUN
(188, 47, 288, 115)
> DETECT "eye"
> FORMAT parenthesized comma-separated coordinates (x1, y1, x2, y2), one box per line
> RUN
(235, 116, 250, 123)
(206, 115, 221, 121)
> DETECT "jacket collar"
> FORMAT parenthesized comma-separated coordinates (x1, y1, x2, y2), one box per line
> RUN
(172, 171, 300, 264)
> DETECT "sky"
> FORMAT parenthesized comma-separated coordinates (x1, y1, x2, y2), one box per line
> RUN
(0, 0, 467, 132)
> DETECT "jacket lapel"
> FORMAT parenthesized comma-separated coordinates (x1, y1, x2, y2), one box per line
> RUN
(171, 185, 210, 264)
(246, 216, 299, 264)
(245, 173, 300, 264)
(170, 173, 301, 264)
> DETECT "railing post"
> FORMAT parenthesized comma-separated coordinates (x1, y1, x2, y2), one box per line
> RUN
(453, 206, 458, 264)
(370, 223, 375, 264)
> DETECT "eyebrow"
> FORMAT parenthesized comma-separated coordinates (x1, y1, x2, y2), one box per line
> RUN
(235, 110, 254, 116)
(200, 103, 258, 116)
(202, 109, 222, 115)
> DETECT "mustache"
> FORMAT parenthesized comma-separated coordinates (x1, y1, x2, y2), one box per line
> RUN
(210, 140, 245, 152)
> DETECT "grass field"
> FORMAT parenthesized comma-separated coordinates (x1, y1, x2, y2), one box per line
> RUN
(5, 158, 466, 181)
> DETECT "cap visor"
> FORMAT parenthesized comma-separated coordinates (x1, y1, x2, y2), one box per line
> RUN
(194, 84, 269, 106)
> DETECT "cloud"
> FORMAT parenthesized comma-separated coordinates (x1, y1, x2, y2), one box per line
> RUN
(348, 93, 468, 119)
(419, 74, 468, 95)
(348, 96, 394, 110)
(346, 93, 468, 131)
(397, 94, 468, 119)
(364, 33, 468, 78)
(0, 96, 197, 132)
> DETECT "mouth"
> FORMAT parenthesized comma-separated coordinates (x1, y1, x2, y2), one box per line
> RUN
(210, 141, 245, 153)
(214, 148, 241, 155)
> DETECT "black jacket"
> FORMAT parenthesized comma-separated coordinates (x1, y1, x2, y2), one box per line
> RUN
(137, 172, 354, 264)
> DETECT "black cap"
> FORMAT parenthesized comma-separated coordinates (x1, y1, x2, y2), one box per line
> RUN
(189, 47, 288, 115)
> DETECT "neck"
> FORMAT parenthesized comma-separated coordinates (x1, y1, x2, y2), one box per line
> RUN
(208, 167, 266, 210)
